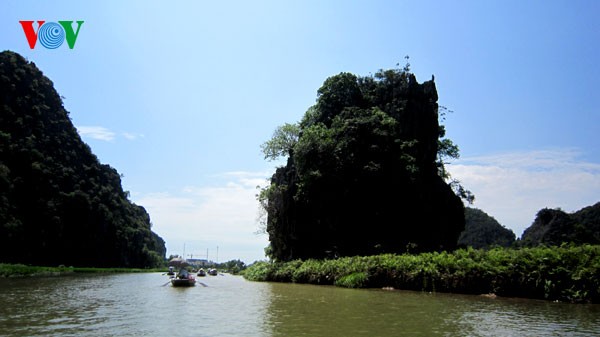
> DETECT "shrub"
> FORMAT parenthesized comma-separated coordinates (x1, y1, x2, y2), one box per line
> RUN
(243, 245, 600, 303)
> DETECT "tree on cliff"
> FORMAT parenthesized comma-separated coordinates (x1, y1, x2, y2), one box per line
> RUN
(520, 202, 600, 246)
(458, 208, 516, 249)
(260, 63, 465, 261)
(0, 51, 165, 268)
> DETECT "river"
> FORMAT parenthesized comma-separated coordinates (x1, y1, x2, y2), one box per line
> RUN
(0, 273, 598, 336)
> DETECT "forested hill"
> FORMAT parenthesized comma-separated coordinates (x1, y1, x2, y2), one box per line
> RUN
(261, 65, 465, 261)
(520, 202, 600, 246)
(0, 51, 165, 268)
(458, 208, 516, 249)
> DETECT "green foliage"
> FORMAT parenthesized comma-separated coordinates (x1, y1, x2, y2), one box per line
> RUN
(0, 264, 164, 277)
(262, 63, 465, 261)
(335, 272, 369, 288)
(216, 259, 247, 274)
(521, 203, 600, 246)
(0, 51, 165, 268)
(0, 263, 73, 277)
(242, 261, 276, 282)
(458, 208, 516, 248)
(244, 245, 600, 303)
(260, 123, 300, 161)
(436, 107, 474, 204)
(448, 179, 475, 205)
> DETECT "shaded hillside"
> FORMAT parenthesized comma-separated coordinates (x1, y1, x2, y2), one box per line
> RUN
(0, 50, 165, 268)
(458, 208, 515, 248)
(521, 202, 600, 246)
(261, 65, 465, 261)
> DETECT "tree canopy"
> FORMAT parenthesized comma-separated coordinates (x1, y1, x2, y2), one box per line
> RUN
(0, 51, 165, 268)
(520, 202, 600, 246)
(458, 208, 516, 249)
(260, 64, 465, 261)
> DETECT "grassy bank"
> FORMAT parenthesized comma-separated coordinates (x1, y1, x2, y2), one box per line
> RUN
(0, 264, 164, 277)
(243, 245, 600, 303)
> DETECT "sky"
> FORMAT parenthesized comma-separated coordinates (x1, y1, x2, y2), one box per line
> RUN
(2, 1, 599, 263)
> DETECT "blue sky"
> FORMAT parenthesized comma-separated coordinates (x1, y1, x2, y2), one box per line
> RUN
(2, 1, 599, 263)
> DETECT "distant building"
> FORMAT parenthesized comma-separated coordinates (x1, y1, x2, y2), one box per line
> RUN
(187, 258, 209, 267)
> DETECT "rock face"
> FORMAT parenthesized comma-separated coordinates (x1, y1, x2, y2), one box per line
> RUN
(458, 208, 516, 249)
(0, 51, 165, 267)
(520, 203, 600, 246)
(265, 68, 465, 261)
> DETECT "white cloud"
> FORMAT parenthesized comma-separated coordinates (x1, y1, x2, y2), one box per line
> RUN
(77, 126, 116, 141)
(449, 148, 600, 238)
(122, 132, 144, 140)
(132, 151, 600, 262)
(77, 126, 144, 141)
(134, 171, 271, 263)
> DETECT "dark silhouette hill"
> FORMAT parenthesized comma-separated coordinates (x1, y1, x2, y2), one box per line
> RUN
(261, 66, 465, 260)
(521, 202, 600, 246)
(0, 50, 165, 267)
(458, 208, 516, 248)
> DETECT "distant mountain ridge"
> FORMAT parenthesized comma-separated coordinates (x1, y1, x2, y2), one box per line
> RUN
(458, 202, 600, 249)
(521, 202, 600, 246)
(0, 50, 165, 267)
(458, 208, 516, 248)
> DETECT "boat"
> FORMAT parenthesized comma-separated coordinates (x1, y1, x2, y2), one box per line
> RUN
(208, 268, 218, 276)
(197, 268, 206, 277)
(171, 268, 196, 287)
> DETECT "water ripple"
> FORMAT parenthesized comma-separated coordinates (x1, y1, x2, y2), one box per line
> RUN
(0, 274, 598, 336)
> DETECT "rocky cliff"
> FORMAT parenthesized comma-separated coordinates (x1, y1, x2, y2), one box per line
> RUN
(0, 51, 165, 267)
(264, 67, 465, 260)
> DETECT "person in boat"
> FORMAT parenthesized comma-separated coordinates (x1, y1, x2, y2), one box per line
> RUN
(178, 268, 190, 279)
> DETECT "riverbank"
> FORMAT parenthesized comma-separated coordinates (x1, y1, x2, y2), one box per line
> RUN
(0, 264, 164, 277)
(243, 245, 600, 303)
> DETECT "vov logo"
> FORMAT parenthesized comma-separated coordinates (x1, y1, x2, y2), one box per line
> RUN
(19, 21, 84, 49)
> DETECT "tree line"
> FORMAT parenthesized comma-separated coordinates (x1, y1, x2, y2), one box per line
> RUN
(459, 203, 600, 249)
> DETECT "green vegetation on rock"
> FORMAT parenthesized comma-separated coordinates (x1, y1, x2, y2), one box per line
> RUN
(521, 203, 600, 246)
(458, 208, 516, 249)
(260, 63, 466, 261)
(0, 51, 165, 268)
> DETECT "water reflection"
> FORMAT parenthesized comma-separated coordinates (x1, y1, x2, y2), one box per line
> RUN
(265, 283, 459, 336)
(0, 274, 598, 336)
(264, 282, 600, 337)
(453, 296, 600, 337)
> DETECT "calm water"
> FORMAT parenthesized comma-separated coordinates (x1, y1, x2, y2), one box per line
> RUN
(0, 273, 598, 336)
